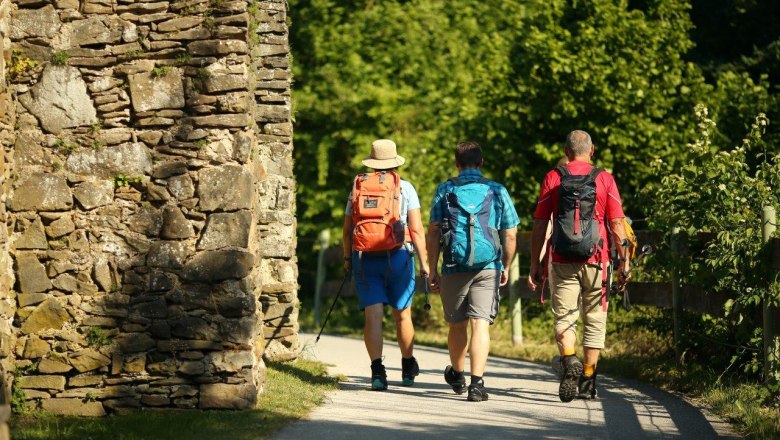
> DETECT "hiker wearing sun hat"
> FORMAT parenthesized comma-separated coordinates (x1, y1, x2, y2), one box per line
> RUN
(342, 139, 430, 390)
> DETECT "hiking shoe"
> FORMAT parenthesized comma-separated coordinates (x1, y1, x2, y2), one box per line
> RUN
(370, 362, 388, 391)
(467, 382, 489, 402)
(443, 365, 466, 394)
(401, 356, 420, 386)
(577, 372, 598, 400)
(551, 355, 563, 380)
(559, 355, 583, 403)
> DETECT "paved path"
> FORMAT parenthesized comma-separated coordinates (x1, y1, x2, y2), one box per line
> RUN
(271, 334, 738, 439)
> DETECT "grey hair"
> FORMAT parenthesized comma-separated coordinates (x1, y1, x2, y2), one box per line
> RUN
(564, 130, 592, 156)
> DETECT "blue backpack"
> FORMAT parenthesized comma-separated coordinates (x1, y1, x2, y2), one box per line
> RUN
(441, 177, 502, 268)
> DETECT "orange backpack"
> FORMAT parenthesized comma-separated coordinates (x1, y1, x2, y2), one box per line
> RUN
(351, 171, 408, 252)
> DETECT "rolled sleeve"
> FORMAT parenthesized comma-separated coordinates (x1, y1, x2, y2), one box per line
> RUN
(429, 183, 447, 223)
(605, 177, 625, 220)
(497, 186, 520, 230)
(533, 172, 557, 220)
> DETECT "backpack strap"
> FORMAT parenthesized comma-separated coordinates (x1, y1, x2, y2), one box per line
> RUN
(556, 165, 571, 177)
(587, 167, 603, 180)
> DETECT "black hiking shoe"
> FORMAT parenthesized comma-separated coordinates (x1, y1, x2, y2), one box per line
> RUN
(551, 355, 563, 380)
(577, 372, 598, 400)
(444, 365, 466, 395)
(559, 355, 583, 403)
(401, 356, 419, 386)
(467, 381, 489, 402)
(370, 362, 388, 391)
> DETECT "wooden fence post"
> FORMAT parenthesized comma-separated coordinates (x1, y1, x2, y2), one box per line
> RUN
(762, 206, 779, 383)
(313, 229, 331, 328)
(671, 227, 683, 363)
(508, 255, 523, 346)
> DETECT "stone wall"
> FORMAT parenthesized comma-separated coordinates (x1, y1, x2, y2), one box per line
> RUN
(0, 0, 14, 432)
(1, 0, 297, 415)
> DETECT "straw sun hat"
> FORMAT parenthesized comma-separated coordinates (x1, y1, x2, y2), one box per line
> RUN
(361, 139, 405, 169)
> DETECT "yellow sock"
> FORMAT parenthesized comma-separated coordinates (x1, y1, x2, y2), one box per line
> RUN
(583, 363, 596, 378)
(563, 348, 575, 357)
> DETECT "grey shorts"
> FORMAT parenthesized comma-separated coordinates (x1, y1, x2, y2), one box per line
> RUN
(440, 270, 501, 324)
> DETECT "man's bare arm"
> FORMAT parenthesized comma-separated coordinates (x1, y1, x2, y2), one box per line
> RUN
(527, 218, 549, 290)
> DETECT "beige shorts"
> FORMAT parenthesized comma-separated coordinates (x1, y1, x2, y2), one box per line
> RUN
(550, 262, 608, 349)
(440, 270, 500, 324)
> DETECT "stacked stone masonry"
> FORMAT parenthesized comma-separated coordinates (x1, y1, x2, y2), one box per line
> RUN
(0, 0, 298, 416)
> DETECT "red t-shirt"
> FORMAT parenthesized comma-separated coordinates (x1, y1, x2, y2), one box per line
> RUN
(533, 160, 625, 263)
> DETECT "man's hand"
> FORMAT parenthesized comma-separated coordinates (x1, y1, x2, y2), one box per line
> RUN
(527, 263, 544, 291)
(429, 271, 441, 292)
(617, 260, 631, 292)
(420, 261, 431, 280)
(343, 257, 352, 273)
(500, 269, 509, 287)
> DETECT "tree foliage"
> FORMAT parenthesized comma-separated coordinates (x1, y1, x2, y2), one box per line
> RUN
(290, 0, 775, 245)
(648, 105, 779, 376)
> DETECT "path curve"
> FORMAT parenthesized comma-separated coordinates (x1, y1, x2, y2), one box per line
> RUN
(271, 334, 738, 439)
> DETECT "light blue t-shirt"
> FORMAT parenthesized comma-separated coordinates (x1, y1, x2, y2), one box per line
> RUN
(346, 179, 421, 229)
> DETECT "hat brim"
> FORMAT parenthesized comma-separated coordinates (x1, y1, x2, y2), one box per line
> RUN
(361, 155, 405, 169)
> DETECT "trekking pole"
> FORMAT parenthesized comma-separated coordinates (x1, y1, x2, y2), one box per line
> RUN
(620, 245, 653, 311)
(315, 270, 351, 343)
(423, 274, 431, 311)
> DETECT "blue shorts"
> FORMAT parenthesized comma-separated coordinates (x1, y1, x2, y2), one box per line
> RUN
(352, 247, 416, 310)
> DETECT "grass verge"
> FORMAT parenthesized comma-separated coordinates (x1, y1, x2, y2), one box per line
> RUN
(10, 359, 339, 440)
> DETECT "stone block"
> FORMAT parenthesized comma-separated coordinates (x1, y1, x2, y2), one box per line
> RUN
(207, 350, 253, 373)
(129, 69, 185, 112)
(147, 241, 192, 269)
(116, 333, 156, 353)
(197, 164, 252, 211)
(93, 258, 113, 292)
(218, 317, 255, 344)
(10, 5, 61, 39)
(140, 395, 170, 406)
(197, 211, 252, 250)
(130, 297, 167, 319)
(38, 358, 73, 374)
(127, 205, 162, 237)
(167, 174, 195, 200)
(188, 40, 248, 56)
(22, 336, 50, 359)
(157, 16, 202, 32)
(69, 349, 111, 373)
(17, 375, 66, 391)
(73, 181, 114, 210)
(21, 299, 69, 334)
(18, 66, 97, 134)
(45, 216, 76, 239)
(190, 114, 249, 128)
(182, 250, 254, 282)
(199, 383, 256, 409)
(10, 174, 73, 212)
(14, 217, 47, 250)
(202, 74, 246, 93)
(66, 143, 153, 177)
(170, 317, 219, 341)
(41, 398, 106, 416)
(178, 361, 204, 376)
(151, 161, 188, 179)
(67, 16, 135, 46)
(160, 206, 193, 239)
(17, 293, 46, 308)
(69, 375, 103, 387)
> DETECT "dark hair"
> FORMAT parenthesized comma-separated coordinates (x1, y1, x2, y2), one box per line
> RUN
(455, 141, 483, 168)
